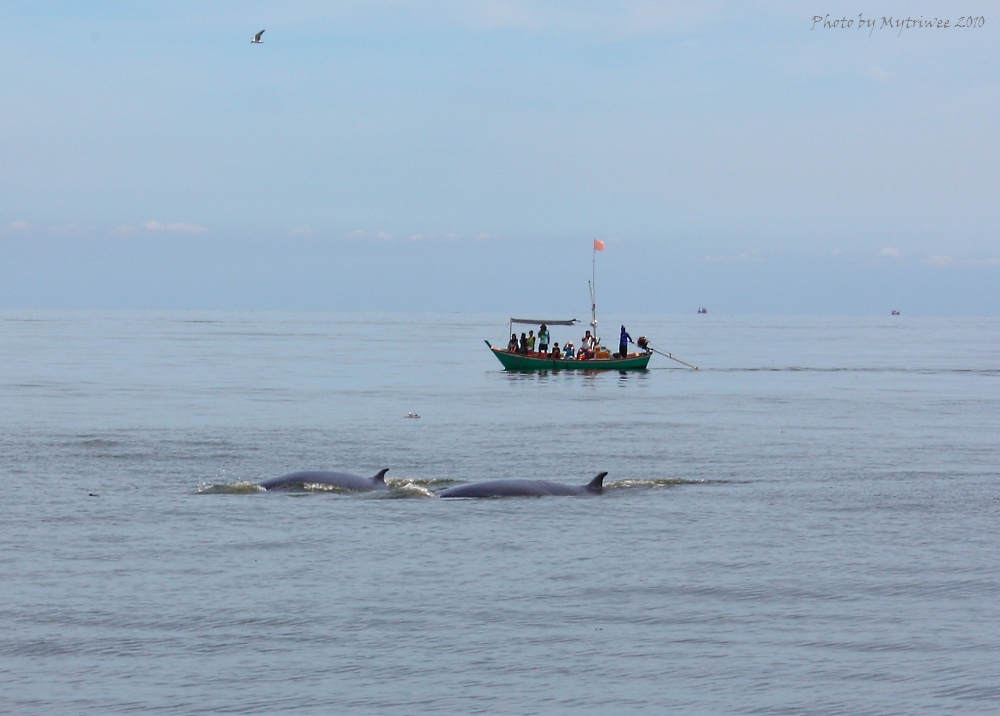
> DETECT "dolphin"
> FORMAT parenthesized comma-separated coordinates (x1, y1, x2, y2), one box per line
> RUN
(437, 472, 607, 498)
(258, 468, 390, 492)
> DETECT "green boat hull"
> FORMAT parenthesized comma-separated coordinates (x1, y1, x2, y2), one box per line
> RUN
(485, 341, 651, 371)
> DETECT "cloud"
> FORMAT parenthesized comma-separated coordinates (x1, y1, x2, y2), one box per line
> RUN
(288, 225, 314, 237)
(4, 221, 32, 233)
(879, 247, 900, 258)
(143, 221, 207, 234)
(926, 255, 955, 267)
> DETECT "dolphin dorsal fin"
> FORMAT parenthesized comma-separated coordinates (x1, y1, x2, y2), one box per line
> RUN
(372, 468, 390, 485)
(587, 472, 608, 493)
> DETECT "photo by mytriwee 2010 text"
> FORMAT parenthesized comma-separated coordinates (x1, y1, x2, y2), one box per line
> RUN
(811, 13, 985, 37)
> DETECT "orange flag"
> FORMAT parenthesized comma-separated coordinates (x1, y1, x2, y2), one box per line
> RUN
(593, 239, 606, 251)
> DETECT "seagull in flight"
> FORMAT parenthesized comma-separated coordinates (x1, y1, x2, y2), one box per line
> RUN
(251, 29, 265, 44)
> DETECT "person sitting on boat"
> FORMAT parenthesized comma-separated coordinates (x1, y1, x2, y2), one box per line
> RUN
(527, 330, 536, 354)
(538, 324, 550, 355)
(618, 325, 632, 358)
(563, 341, 575, 358)
(550, 342, 561, 359)
(581, 330, 596, 358)
(518, 332, 528, 354)
(507, 333, 518, 352)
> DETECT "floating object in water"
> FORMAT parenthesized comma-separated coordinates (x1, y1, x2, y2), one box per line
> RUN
(405, 411, 420, 419)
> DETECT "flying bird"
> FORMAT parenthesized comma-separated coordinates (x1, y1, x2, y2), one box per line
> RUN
(251, 29, 265, 44)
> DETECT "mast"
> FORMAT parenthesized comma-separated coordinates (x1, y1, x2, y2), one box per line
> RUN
(590, 239, 605, 345)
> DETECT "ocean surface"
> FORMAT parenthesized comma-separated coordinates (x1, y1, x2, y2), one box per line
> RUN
(1, 310, 998, 715)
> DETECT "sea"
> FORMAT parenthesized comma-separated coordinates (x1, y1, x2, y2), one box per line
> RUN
(1, 310, 998, 715)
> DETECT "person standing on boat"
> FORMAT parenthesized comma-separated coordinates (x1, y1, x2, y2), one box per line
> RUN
(619, 325, 632, 358)
(519, 332, 528, 354)
(527, 330, 536, 354)
(538, 324, 550, 355)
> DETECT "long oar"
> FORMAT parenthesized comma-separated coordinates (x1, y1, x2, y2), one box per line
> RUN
(647, 344, 699, 370)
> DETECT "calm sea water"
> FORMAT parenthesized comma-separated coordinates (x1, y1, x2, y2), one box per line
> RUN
(1, 310, 998, 715)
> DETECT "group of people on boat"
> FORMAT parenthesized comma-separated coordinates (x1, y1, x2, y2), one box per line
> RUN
(506, 324, 636, 361)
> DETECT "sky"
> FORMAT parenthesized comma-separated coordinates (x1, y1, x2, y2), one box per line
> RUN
(2, 1, 997, 314)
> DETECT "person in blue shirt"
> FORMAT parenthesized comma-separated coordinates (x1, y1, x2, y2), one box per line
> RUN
(619, 325, 632, 358)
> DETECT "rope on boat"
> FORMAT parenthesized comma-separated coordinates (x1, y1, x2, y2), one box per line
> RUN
(639, 337, 699, 370)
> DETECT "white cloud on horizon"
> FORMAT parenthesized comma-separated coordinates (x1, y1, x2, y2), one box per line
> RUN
(4, 221, 32, 232)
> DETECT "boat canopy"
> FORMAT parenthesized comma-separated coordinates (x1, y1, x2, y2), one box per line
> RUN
(509, 317, 578, 326)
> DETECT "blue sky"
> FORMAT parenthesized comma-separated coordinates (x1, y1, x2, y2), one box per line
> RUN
(2, 1, 997, 314)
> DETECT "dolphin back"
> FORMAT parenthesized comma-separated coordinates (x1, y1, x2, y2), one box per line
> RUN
(438, 473, 608, 498)
(586, 472, 608, 494)
(259, 469, 390, 491)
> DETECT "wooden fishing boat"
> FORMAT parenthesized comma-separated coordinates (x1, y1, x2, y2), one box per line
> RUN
(485, 241, 699, 372)
(486, 238, 653, 371)
(485, 339, 651, 371)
